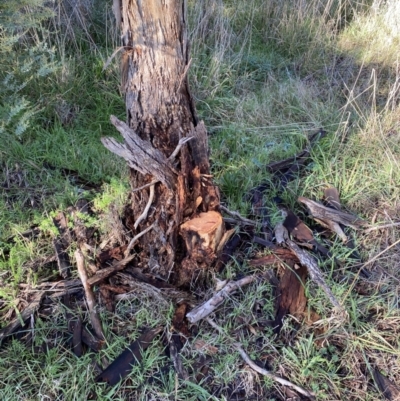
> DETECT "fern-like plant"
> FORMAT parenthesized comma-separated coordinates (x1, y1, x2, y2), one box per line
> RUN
(0, 0, 59, 137)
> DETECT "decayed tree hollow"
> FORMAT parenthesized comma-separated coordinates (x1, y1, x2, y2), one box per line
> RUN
(102, 0, 223, 286)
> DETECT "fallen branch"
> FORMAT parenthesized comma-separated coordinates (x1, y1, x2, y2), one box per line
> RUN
(364, 222, 400, 233)
(134, 184, 155, 230)
(87, 254, 135, 286)
(298, 197, 364, 229)
(75, 250, 105, 340)
(206, 318, 315, 399)
(285, 239, 343, 311)
(221, 205, 258, 226)
(186, 271, 273, 324)
(124, 223, 156, 257)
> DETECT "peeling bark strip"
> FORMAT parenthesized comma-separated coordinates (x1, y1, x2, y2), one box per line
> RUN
(102, 0, 222, 286)
(103, 116, 177, 189)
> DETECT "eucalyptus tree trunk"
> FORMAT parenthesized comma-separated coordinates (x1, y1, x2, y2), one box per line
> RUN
(103, 0, 223, 287)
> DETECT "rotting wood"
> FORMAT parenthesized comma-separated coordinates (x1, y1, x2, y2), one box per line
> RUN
(186, 271, 273, 324)
(101, 0, 223, 286)
(75, 250, 105, 340)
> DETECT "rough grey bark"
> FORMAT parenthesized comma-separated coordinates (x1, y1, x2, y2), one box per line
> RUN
(103, 0, 222, 286)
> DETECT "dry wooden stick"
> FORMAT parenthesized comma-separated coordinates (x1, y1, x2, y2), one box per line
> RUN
(298, 197, 364, 229)
(75, 250, 104, 340)
(134, 184, 155, 230)
(131, 180, 159, 193)
(87, 254, 135, 286)
(206, 318, 315, 399)
(168, 136, 193, 161)
(124, 222, 156, 257)
(364, 222, 400, 233)
(220, 205, 258, 226)
(186, 271, 273, 324)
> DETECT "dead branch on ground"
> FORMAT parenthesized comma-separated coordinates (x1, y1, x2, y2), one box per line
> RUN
(186, 271, 273, 324)
(206, 318, 315, 399)
(75, 250, 105, 340)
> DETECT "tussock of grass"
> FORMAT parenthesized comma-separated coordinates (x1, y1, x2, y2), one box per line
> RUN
(338, 0, 400, 66)
(1, 0, 400, 399)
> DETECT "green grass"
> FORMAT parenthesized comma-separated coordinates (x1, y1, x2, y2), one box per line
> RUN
(1, 0, 400, 399)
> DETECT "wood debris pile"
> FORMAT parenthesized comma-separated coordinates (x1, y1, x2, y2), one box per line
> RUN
(1, 133, 399, 400)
